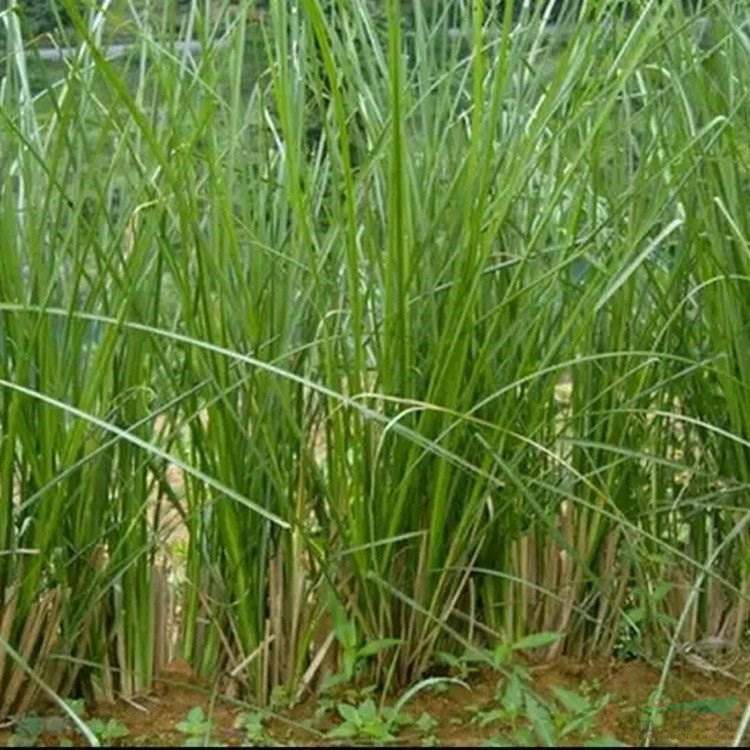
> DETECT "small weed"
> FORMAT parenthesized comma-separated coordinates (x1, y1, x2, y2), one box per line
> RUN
(486, 678, 626, 747)
(326, 600, 404, 690)
(462, 636, 626, 747)
(235, 710, 271, 745)
(326, 699, 393, 741)
(7, 705, 129, 748)
(471, 706, 508, 728)
(414, 711, 437, 735)
(639, 689, 667, 732)
(175, 707, 225, 747)
(325, 698, 413, 742)
(7, 715, 45, 747)
(86, 718, 129, 744)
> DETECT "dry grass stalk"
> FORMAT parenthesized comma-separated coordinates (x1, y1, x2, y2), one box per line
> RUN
(545, 503, 576, 660)
(729, 578, 750, 647)
(404, 535, 429, 670)
(0, 585, 20, 689)
(663, 565, 697, 644)
(0, 587, 62, 717)
(14, 588, 61, 716)
(412, 544, 481, 679)
(589, 531, 616, 646)
(297, 629, 335, 701)
(601, 558, 633, 656)
(268, 552, 284, 690)
(229, 634, 275, 680)
(520, 534, 533, 630)
(707, 582, 726, 636)
(539, 531, 560, 635)
(152, 566, 171, 676)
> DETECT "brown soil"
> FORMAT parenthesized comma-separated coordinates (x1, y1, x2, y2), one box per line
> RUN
(1, 657, 747, 747)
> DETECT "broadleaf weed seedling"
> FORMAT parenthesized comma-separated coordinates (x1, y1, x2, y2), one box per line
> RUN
(7, 706, 130, 748)
(85, 718, 130, 744)
(235, 710, 271, 745)
(325, 697, 414, 742)
(175, 706, 226, 747)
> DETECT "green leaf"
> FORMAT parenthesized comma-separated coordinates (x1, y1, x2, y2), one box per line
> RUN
(183, 738, 205, 747)
(43, 716, 68, 734)
(86, 718, 106, 735)
(362, 724, 395, 741)
(19, 716, 44, 735)
(8, 735, 35, 748)
(560, 711, 597, 738)
(188, 708, 205, 724)
(501, 672, 523, 716)
(176, 711, 210, 736)
(327, 592, 353, 645)
(326, 724, 359, 739)
(492, 643, 512, 667)
(337, 703, 360, 724)
(652, 581, 671, 602)
(626, 606, 645, 624)
(510, 727, 537, 746)
(343, 647, 358, 680)
(340, 620, 358, 650)
(584, 736, 628, 747)
(477, 709, 506, 728)
(525, 694, 556, 748)
(464, 647, 490, 663)
(665, 696, 740, 715)
(13, 715, 44, 746)
(416, 712, 437, 733)
(102, 720, 129, 740)
(319, 671, 348, 695)
(358, 699, 378, 721)
(512, 632, 563, 651)
(550, 685, 590, 714)
(434, 651, 462, 667)
(357, 638, 404, 658)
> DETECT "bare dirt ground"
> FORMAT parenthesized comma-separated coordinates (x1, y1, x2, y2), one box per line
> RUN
(1, 656, 747, 747)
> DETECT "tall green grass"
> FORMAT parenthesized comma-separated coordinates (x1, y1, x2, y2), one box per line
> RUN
(1, 0, 750, 722)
